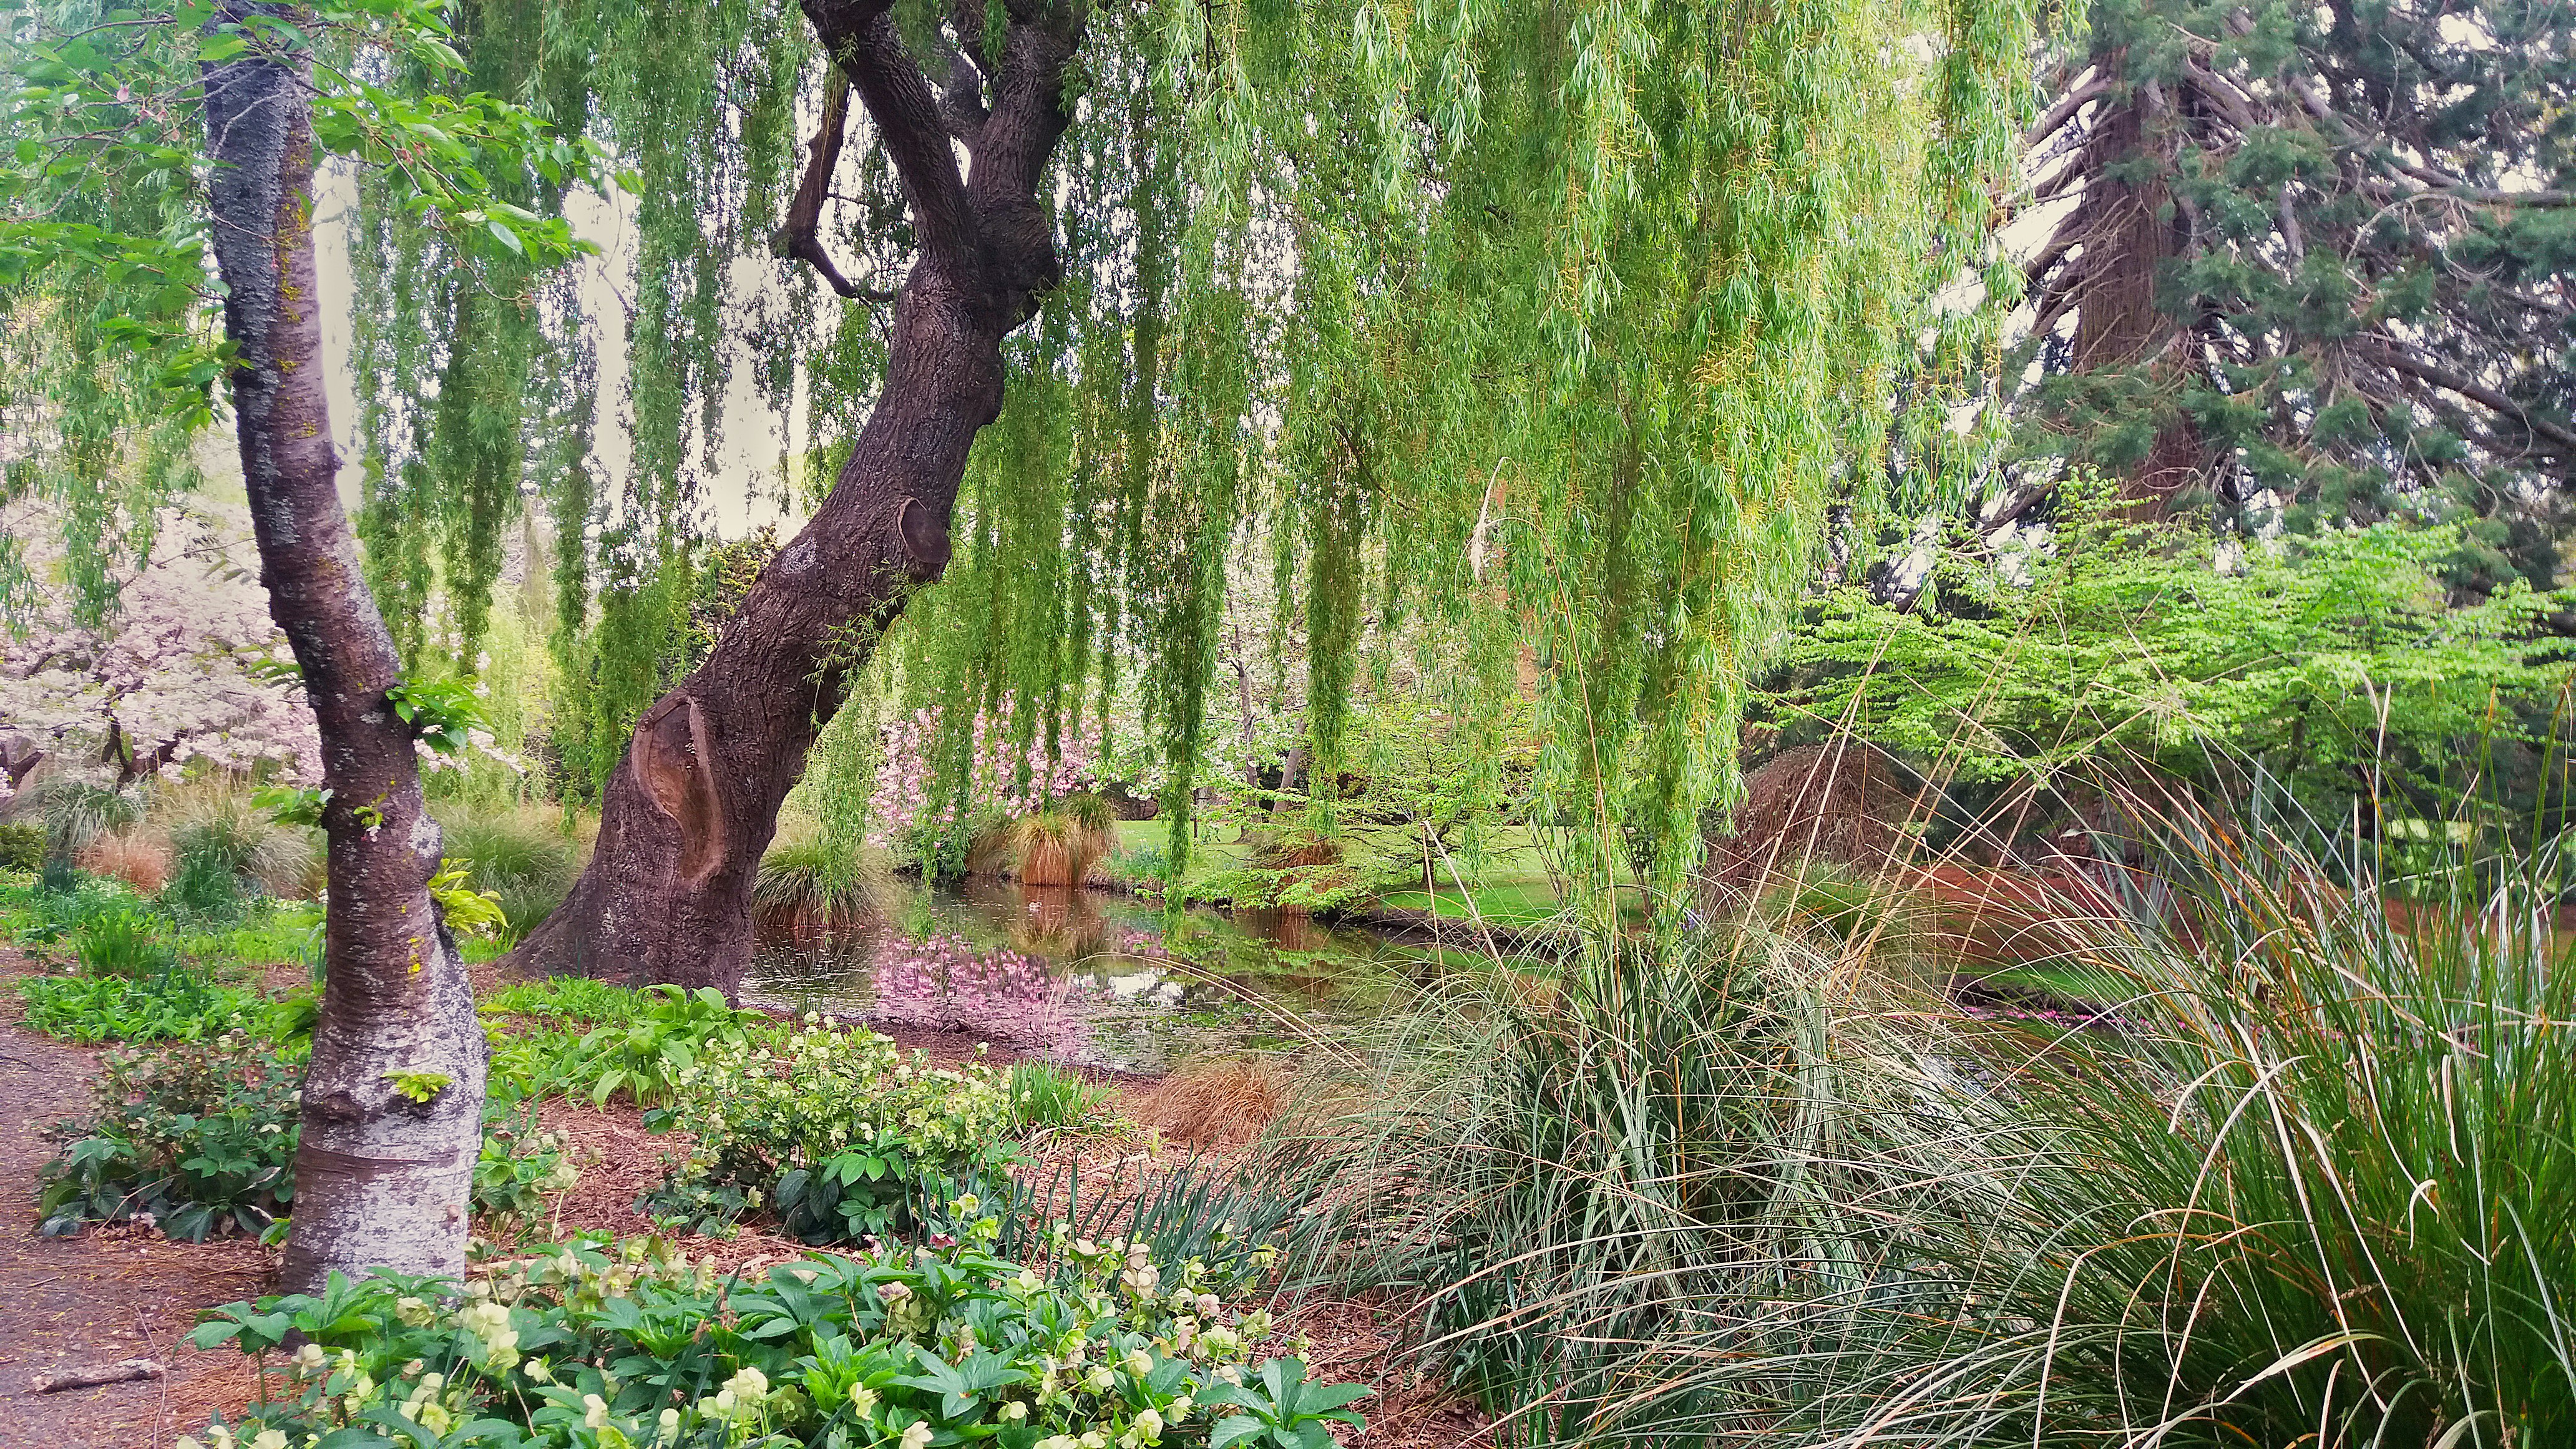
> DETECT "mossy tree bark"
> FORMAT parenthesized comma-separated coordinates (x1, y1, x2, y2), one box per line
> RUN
(202, 4, 487, 1290)
(506, 0, 1083, 992)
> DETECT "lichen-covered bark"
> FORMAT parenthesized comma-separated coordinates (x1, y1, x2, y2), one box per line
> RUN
(509, 0, 1082, 993)
(202, 5, 486, 1290)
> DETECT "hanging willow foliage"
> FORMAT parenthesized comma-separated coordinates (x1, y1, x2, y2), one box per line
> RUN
(19, 0, 2036, 919)
(848, 0, 2038, 909)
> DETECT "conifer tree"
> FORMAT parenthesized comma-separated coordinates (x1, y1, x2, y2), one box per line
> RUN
(2018, 0, 2575, 589)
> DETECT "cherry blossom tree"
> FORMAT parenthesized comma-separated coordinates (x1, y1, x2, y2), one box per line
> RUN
(0, 497, 322, 798)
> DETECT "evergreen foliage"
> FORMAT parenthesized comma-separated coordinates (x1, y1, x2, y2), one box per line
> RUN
(1777, 481, 2576, 819)
(2019, 0, 2576, 588)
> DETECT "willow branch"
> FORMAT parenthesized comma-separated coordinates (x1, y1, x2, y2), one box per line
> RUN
(802, 0, 980, 273)
(773, 67, 891, 300)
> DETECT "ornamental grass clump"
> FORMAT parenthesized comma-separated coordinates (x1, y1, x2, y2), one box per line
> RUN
(185, 1221, 1364, 1449)
(1310, 820, 2576, 1445)
(753, 831, 878, 929)
(646, 1022, 1020, 1243)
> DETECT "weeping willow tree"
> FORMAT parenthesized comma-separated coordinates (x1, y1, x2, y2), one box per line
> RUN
(14, 0, 2037, 990)
(479, 0, 2036, 990)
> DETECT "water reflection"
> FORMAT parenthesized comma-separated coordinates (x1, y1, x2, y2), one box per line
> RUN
(743, 876, 1418, 1071)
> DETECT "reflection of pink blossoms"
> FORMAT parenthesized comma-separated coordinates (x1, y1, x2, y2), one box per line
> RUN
(870, 932, 1088, 1051)
(867, 706, 1104, 846)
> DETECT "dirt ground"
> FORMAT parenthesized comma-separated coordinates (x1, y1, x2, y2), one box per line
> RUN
(0, 950, 1482, 1449)
(0, 948, 266, 1449)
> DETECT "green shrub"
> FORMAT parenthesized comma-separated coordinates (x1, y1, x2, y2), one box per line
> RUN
(17, 969, 266, 1044)
(41, 1033, 572, 1242)
(643, 1024, 1018, 1243)
(39, 1034, 303, 1239)
(0, 821, 42, 870)
(184, 1226, 1363, 1449)
(1900, 835, 2576, 1447)
(1120, 843, 1172, 884)
(570, 985, 763, 1107)
(160, 773, 328, 915)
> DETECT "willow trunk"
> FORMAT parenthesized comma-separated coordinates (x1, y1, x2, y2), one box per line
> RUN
(203, 10, 487, 1290)
(508, 0, 1080, 992)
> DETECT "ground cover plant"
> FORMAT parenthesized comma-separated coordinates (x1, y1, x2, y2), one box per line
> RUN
(39, 1030, 574, 1244)
(184, 1220, 1365, 1449)
(17, 966, 270, 1044)
(12, 891, 321, 1044)
(482, 980, 776, 1108)
(643, 1022, 1020, 1244)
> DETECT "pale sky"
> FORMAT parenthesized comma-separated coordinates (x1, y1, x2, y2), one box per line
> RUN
(310, 165, 816, 545)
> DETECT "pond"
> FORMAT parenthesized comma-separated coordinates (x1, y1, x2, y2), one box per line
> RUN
(741, 877, 1499, 1073)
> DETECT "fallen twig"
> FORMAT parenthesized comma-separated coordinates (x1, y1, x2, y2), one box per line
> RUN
(33, 1359, 164, 1393)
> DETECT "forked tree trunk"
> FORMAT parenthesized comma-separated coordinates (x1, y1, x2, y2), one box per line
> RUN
(203, 9, 486, 1290)
(508, 0, 1083, 992)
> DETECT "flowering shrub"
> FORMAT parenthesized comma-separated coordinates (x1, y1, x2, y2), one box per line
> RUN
(0, 502, 324, 784)
(183, 1221, 1366, 1449)
(643, 1023, 1018, 1243)
(867, 708, 1105, 851)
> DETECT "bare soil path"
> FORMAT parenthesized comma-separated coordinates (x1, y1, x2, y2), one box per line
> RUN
(0, 949, 264, 1449)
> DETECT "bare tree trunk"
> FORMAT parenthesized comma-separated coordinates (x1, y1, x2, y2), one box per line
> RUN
(202, 8, 485, 1290)
(509, 0, 1083, 992)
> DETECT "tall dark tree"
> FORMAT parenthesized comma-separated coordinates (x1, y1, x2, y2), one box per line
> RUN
(200, 8, 484, 1290)
(2018, 0, 2576, 587)
(507, 0, 1082, 987)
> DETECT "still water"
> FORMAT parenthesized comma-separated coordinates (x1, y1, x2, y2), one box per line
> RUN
(741, 877, 1453, 1072)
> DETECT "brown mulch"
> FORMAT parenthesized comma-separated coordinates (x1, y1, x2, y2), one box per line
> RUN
(4, 949, 1485, 1448)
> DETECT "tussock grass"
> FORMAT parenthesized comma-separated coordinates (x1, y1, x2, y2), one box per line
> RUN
(1135, 1056, 1292, 1148)
(77, 831, 170, 894)
(432, 802, 587, 941)
(1299, 822, 2576, 1445)
(975, 795, 1116, 886)
(753, 827, 880, 929)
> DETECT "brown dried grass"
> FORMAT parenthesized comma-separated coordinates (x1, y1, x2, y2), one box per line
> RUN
(78, 831, 170, 894)
(1131, 1056, 1291, 1148)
